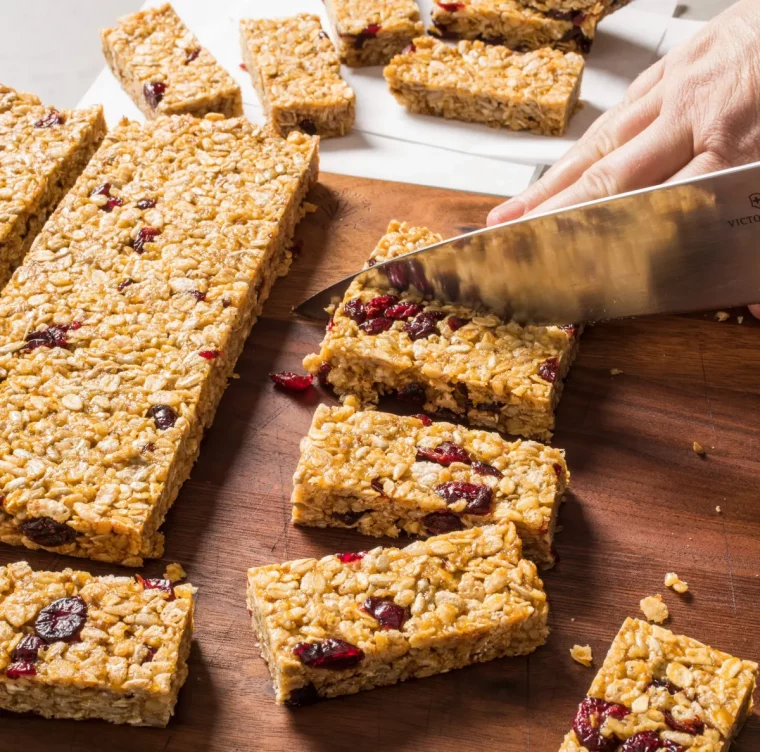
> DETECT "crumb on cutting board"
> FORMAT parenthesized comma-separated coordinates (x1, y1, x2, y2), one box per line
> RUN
(692, 441, 706, 456)
(570, 644, 593, 667)
(738, 315, 744, 324)
(640, 594, 669, 624)
(716, 505, 722, 513)
(664, 572, 689, 594)
(610, 368, 623, 376)
(715, 311, 730, 322)
(164, 562, 187, 582)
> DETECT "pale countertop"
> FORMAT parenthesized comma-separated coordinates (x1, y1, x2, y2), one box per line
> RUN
(0, 0, 734, 109)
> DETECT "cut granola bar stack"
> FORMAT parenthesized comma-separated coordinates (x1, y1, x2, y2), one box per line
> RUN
(0, 115, 318, 565)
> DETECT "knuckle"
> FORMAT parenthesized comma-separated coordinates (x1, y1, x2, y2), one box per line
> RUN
(580, 165, 620, 199)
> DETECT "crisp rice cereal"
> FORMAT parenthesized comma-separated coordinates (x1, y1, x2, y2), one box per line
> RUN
(639, 594, 669, 624)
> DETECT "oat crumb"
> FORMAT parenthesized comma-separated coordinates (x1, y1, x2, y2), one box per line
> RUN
(231, 373, 241, 379)
(570, 644, 593, 667)
(715, 505, 722, 514)
(715, 311, 730, 322)
(303, 201, 318, 213)
(664, 572, 689, 594)
(640, 594, 669, 624)
(737, 316, 744, 324)
(610, 368, 623, 376)
(692, 441, 706, 456)
(163, 562, 187, 582)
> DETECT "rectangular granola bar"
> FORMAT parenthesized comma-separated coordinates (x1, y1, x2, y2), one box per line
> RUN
(560, 618, 758, 752)
(324, 0, 425, 67)
(247, 522, 548, 705)
(0, 115, 318, 565)
(0, 84, 105, 292)
(292, 402, 568, 566)
(101, 3, 242, 119)
(430, 0, 611, 54)
(384, 38, 584, 136)
(0, 560, 195, 726)
(304, 221, 580, 441)
(240, 14, 355, 139)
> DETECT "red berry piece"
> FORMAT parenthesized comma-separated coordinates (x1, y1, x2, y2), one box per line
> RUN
(553, 463, 563, 479)
(447, 316, 469, 331)
(19, 517, 77, 548)
(385, 302, 423, 320)
(359, 317, 393, 335)
(412, 413, 432, 426)
(317, 361, 332, 386)
(118, 278, 135, 292)
(239, 62, 248, 71)
(343, 298, 367, 323)
(6, 661, 36, 679)
(11, 635, 45, 663)
(336, 551, 366, 563)
(362, 597, 409, 630)
(572, 697, 629, 752)
(190, 290, 207, 303)
(270, 371, 314, 391)
(132, 226, 160, 254)
(405, 310, 445, 341)
(299, 119, 318, 136)
(293, 638, 364, 670)
(398, 382, 426, 404)
(23, 322, 81, 352)
(136, 575, 176, 601)
(402, 43, 417, 54)
(222, 298, 232, 309)
(91, 182, 111, 197)
(560, 324, 579, 338)
(422, 510, 464, 535)
(365, 295, 399, 318)
(435, 481, 492, 515)
(663, 711, 704, 736)
(416, 441, 471, 466)
(363, 23, 381, 35)
(621, 731, 684, 752)
(34, 110, 64, 128)
(137, 198, 157, 210)
(142, 647, 157, 664)
(104, 197, 124, 212)
(144, 81, 167, 109)
(199, 349, 221, 360)
(332, 511, 366, 526)
(371, 478, 385, 495)
(286, 683, 321, 707)
(147, 404, 178, 430)
(35, 596, 88, 643)
(472, 461, 502, 478)
(539, 357, 560, 383)
(185, 47, 201, 63)
(437, 1, 465, 9)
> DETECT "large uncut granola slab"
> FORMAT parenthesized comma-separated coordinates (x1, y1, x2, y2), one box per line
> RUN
(0, 560, 195, 726)
(430, 0, 611, 54)
(304, 221, 580, 441)
(247, 522, 548, 706)
(240, 14, 355, 139)
(384, 38, 584, 136)
(560, 618, 758, 752)
(324, 0, 425, 67)
(101, 3, 242, 120)
(0, 115, 318, 565)
(0, 84, 105, 292)
(292, 402, 568, 566)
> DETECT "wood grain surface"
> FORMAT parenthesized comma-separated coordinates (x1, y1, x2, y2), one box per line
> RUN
(3, 173, 759, 752)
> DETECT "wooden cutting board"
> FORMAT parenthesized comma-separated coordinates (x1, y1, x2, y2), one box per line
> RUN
(5, 173, 760, 752)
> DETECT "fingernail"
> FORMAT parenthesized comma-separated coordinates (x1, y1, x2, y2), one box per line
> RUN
(487, 199, 526, 227)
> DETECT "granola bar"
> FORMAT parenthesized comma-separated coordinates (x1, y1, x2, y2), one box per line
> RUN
(0, 560, 195, 726)
(0, 84, 105, 292)
(324, 0, 425, 67)
(247, 522, 548, 705)
(292, 402, 568, 566)
(430, 0, 611, 54)
(240, 14, 355, 138)
(303, 221, 580, 441)
(384, 38, 583, 136)
(560, 618, 758, 752)
(0, 115, 319, 566)
(101, 3, 242, 120)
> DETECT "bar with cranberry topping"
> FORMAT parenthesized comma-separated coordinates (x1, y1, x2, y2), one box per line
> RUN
(247, 522, 548, 705)
(100, 3, 242, 119)
(384, 38, 584, 136)
(240, 14, 355, 138)
(0, 84, 105, 291)
(303, 221, 580, 441)
(560, 618, 758, 752)
(292, 402, 568, 566)
(324, 0, 425, 67)
(0, 560, 195, 726)
(0, 115, 318, 565)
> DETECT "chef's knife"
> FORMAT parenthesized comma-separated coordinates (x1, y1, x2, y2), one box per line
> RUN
(294, 161, 760, 325)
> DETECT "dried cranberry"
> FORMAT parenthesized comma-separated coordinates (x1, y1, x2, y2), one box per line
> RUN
(539, 357, 560, 383)
(553, 463, 563, 479)
(416, 441, 471, 466)
(371, 478, 385, 494)
(447, 316, 469, 331)
(560, 324, 579, 338)
(385, 302, 423, 320)
(136, 575, 176, 601)
(190, 290, 207, 302)
(199, 349, 221, 360)
(412, 413, 432, 426)
(34, 110, 64, 128)
(144, 81, 167, 109)
(239, 62, 248, 72)
(35, 596, 88, 643)
(332, 510, 366, 526)
(362, 597, 408, 630)
(365, 295, 399, 318)
(572, 697, 629, 752)
(663, 711, 704, 736)
(435, 481, 492, 515)
(405, 310, 445, 341)
(147, 404, 178, 430)
(472, 461, 502, 478)
(343, 298, 367, 323)
(141, 442, 157, 454)
(318, 30, 329, 40)
(317, 362, 332, 386)
(6, 661, 36, 679)
(437, 1, 465, 9)
(286, 683, 321, 707)
(299, 119, 318, 135)
(23, 321, 81, 352)
(402, 43, 416, 54)
(422, 510, 464, 535)
(354, 23, 381, 49)
(137, 198, 157, 210)
(359, 317, 393, 335)
(337, 551, 366, 563)
(142, 647, 157, 664)
(185, 47, 201, 63)
(103, 197, 124, 212)
(621, 732, 684, 752)
(222, 298, 232, 309)
(270, 371, 314, 391)
(19, 517, 77, 548)
(132, 226, 160, 254)
(398, 382, 426, 404)
(649, 678, 680, 694)
(293, 638, 364, 670)
(91, 182, 111, 197)
(11, 635, 45, 663)
(118, 278, 135, 292)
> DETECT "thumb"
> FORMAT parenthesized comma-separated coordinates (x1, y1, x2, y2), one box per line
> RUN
(749, 304, 760, 320)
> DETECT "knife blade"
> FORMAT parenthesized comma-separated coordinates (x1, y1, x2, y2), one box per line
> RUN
(294, 161, 760, 325)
